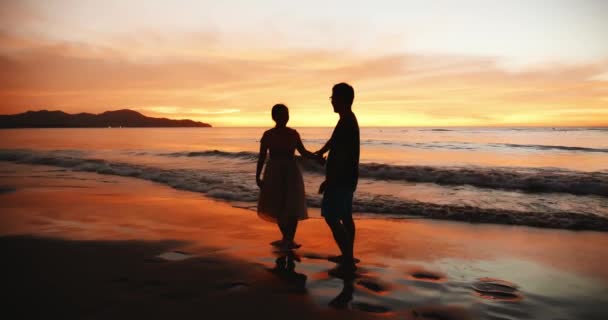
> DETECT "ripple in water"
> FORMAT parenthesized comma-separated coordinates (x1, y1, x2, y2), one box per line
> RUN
(406, 268, 448, 283)
(472, 278, 522, 302)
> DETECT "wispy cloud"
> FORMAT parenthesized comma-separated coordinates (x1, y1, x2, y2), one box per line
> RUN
(0, 18, 606, 126)
(141, 106, 240, 115)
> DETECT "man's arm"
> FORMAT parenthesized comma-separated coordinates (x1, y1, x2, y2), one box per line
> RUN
(315, 122, 339, 156)
(315, 138, 332, 156)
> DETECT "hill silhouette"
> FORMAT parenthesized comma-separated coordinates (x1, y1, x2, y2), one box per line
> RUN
(0, 109, 212, 128)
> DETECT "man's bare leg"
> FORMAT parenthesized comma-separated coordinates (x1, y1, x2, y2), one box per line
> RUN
(325, 217, 349, 257)
(342, 215, 356, 259)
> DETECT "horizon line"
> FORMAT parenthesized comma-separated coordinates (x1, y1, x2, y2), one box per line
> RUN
(3, 125, 607, 129)
(2, 110, 607, 128)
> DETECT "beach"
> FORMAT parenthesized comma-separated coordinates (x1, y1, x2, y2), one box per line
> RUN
(2, 162, 607, 319)
(4, 1, 608, 318)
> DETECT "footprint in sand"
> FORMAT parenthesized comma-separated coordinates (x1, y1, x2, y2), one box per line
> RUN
(160, 290, 199, 301)
(157, 251, 192, 261)
(144, 251, 192, 263)
(301, 252, 326, 260)
(356, 279, 390, 294)
(0, 186, 16, 194)
(352, 302, 392, 314)
(407, 269, 447, 282)
(300, 252, 360, 264)
(144, 257, 167, 263)
(472, 278, 522, 301)
(411, 305, 470, 320)
(218, 282, 249, 292)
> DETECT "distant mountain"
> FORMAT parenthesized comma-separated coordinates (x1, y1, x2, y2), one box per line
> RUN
(0, 109, 212, 128)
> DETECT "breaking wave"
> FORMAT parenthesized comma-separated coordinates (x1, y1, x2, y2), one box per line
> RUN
(495, 143, 608, 153)
(355, 163, 608, 197)
(1, 148, 607, 231)
(163, 150, 259, 161)
(360, 140, 608, 153)
(162, 149, 608, 197)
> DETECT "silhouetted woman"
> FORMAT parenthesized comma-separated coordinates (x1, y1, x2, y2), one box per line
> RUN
(256, 104, 315, 251)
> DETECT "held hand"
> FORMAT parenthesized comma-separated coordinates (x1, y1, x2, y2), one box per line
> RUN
(314, 153, 326, 166)
(312, 150, 326, 165)
(256, 177, 263, 188)
(318, 180, 327, 194)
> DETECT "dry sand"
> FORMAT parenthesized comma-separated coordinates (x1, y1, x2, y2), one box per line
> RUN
(1, 162, 607, 319)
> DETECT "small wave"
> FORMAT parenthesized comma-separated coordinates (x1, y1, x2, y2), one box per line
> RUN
(359, 140, 608, 153)
(164, 150, 258, 161)
(492, 143, 608, 153)
(349, 194, 608, 231)
(1, 149, 608, 231)
(356, 163, 608, 197)
(168, 150, 608, 197)
(153, 149, 608, 197)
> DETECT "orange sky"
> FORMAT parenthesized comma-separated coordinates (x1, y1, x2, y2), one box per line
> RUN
(1, 0, 607, 127)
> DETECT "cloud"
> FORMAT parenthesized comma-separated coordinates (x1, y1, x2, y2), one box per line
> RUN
(0, 30, 606, 126)
(0, 0, 42, 27)
(590, 71, 608, 81)
(140, 106, 240, 115)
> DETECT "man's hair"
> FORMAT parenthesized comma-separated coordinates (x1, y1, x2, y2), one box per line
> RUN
(332, 82, 355, 107)
(271, 104, 288, 122)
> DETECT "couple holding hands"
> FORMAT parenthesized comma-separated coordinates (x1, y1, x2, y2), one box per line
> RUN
(256, 82, 360, 272)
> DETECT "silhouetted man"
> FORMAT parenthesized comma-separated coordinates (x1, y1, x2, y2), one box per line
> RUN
(315, 82, 360, 273)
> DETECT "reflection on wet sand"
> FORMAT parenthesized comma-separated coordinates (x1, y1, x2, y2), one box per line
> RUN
(2, 163, 608, 319)
(268, 251, 307, 294)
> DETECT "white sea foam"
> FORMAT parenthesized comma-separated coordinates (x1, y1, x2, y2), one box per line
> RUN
(2, 148, 607, 231)
(162, 149, 608, 197)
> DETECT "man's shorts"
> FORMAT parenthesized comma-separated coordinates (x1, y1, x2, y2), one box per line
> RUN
(321, 186, 354, 222)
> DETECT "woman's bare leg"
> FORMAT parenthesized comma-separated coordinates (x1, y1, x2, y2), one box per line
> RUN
(288, 219, 298, 244)
(278, 220, 289, 242)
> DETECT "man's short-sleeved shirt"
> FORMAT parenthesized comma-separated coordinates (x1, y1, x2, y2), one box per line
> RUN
(326, 111, 360, 191)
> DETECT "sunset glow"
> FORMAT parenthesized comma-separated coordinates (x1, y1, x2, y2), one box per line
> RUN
(1, 0, 607, 127)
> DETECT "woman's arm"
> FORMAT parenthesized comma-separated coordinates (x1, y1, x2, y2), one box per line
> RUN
(296, 132, 326, 166)
(296, 135, 315, 159)
(256, 134, 268, 188)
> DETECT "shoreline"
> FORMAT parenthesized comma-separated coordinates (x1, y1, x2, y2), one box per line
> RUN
(1, 163, 608, 319)
(1, 152, 607, 231)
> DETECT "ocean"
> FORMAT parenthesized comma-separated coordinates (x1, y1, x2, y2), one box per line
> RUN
(1, 127, 607, 231)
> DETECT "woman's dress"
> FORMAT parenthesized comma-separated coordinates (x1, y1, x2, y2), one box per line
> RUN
(257, 128, 308, 223)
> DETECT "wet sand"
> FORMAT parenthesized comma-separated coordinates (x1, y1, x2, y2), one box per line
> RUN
(1, 162, 607, 319)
